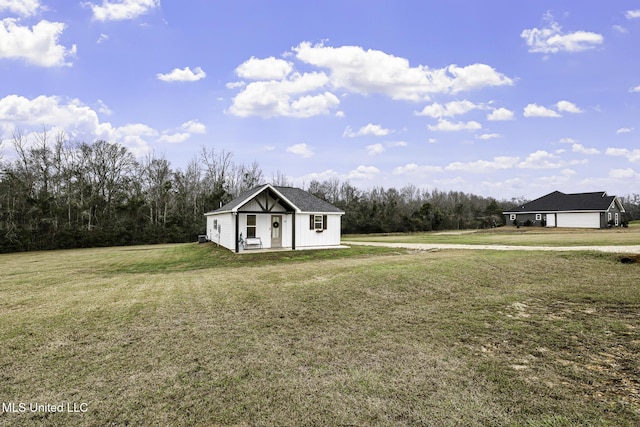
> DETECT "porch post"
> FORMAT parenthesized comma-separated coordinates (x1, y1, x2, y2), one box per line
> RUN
(292, 211, 296, 250)
(235, 212, 239, 253)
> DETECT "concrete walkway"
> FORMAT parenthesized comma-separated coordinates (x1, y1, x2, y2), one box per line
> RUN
(342, 241, 640, 254)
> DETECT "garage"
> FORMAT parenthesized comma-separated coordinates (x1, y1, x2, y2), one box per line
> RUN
(556, 212, 600, 228)
(545, 213, 556, 227)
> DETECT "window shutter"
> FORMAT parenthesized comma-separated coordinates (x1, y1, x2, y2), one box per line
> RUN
(309, 215, 314, 230)
(323, 215, 328, 230)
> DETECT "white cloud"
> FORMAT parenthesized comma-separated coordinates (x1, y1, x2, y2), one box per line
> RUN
(235, 56, 293, 80)
(366, 143, 384, 155)
(388, 141, 407, 147)
(225, 81, 246, 90)
(534, 169, 577, 188)
(292, 41, 513, 101)
(228, 42, 512, 117)
(293, 169, 339, 186)
(629, 85, 640, 93)
(158, 120, 206, 143)
(521, 13, 603, 54)
(613, 25, 628, 34)
(0, 94, 100, 132)
(97, 99, 112, 115)
(228, 72, 339, 118)
(88, 0, 160, 22)
(0, 94, 163, 157)
(286, 143, 314, 158)
(571, 143, 599, 155)
(0, 18, 76, 67)
(343, 123, 390, 137)
(347, 165, 380, 180)
(427, 119, 481, 132)
(229, 60, 337, 118)
(616, 127, 633, 134)
(626, 10, 640, 20)
(289, 92, 340, 118)
(97, 33, 109, 44)
(523, 103, 561, 118)
(556, 100, 582, 113)
(157, 132, 189, 144)
(0, 0, 42, 16)
(445, 156, 519, 173)
(393, 163, 443, 175)
(102, 123, 157, 156)
(180, 120, 206, 134)
(518, 150, 565, 169)
(476, 133, 501, 140)
(609, 168, 639, 179)
(606, 147, 640, 162)
(157, 66, 206, 82)
(558, 137, 576, 144)
(415, 100, 481, 118)
(487, 107, 514, 121)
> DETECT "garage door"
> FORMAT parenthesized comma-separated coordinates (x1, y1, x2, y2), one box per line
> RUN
(545, 214, 556, 227)
(556, 212, 600, 228)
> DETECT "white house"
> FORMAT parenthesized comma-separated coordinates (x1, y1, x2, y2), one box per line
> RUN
(205, 184, 345, 252)
(503, 191, 626, 228)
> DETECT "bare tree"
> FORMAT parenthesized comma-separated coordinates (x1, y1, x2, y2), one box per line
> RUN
(201, 147, 234, 209)
(271, 170, 292, 187)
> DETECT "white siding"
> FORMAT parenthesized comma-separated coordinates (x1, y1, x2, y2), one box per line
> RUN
(207, 213, 235, 251)
(556, 212, 600, 228)
(295, 214, 342, 248)
(238, 213, 294, 249)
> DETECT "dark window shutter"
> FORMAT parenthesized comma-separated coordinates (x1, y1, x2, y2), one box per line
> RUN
(323, 215, 327, 230)
(310, 215, 314, 230)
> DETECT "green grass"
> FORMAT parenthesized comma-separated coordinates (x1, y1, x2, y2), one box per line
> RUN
(344, 223, 640, 246)
(1, 244, 639, 426)
(81, 242, 399, 274)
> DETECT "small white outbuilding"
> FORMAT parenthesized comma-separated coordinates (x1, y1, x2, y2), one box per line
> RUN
(205, 184, 345, 253)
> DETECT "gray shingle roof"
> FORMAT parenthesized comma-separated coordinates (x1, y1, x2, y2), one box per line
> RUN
(503, 191, 618, 213)
(206, 184, 344, 214)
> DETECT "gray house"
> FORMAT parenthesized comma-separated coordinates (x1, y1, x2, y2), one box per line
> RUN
(503, 191, 626, 228)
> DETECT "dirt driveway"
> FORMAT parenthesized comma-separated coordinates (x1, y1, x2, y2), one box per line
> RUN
(343, 241, 640, 254)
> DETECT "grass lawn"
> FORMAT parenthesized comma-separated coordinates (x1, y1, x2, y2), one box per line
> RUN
(344, 223, 640, 247)
(1, 243, 639, 426)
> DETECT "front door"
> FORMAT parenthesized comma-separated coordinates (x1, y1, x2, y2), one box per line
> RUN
(271, 215, 282, 248)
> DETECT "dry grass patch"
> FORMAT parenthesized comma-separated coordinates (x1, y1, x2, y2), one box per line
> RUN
(1, 245, 639, 425)
(345, 223, 640, 247)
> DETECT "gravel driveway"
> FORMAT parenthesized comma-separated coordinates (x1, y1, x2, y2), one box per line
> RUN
(343, 241, 640, 254)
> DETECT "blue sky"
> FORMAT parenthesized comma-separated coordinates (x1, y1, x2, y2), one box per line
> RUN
(1, 0, 639, 199)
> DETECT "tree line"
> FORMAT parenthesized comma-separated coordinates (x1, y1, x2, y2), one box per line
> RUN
(1, 131, 638, 253)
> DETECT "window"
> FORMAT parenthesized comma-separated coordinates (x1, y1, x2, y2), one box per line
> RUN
(535, 214, 542, 221)
(608, 212, 612, 221)
(309, 214, 328, 230)
(510, 214, 516, 221)
(247, 215, 256, 238)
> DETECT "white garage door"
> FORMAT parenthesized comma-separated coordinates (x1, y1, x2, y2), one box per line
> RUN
(546, 214, 556, 227)
(556, 212, 600, 228)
